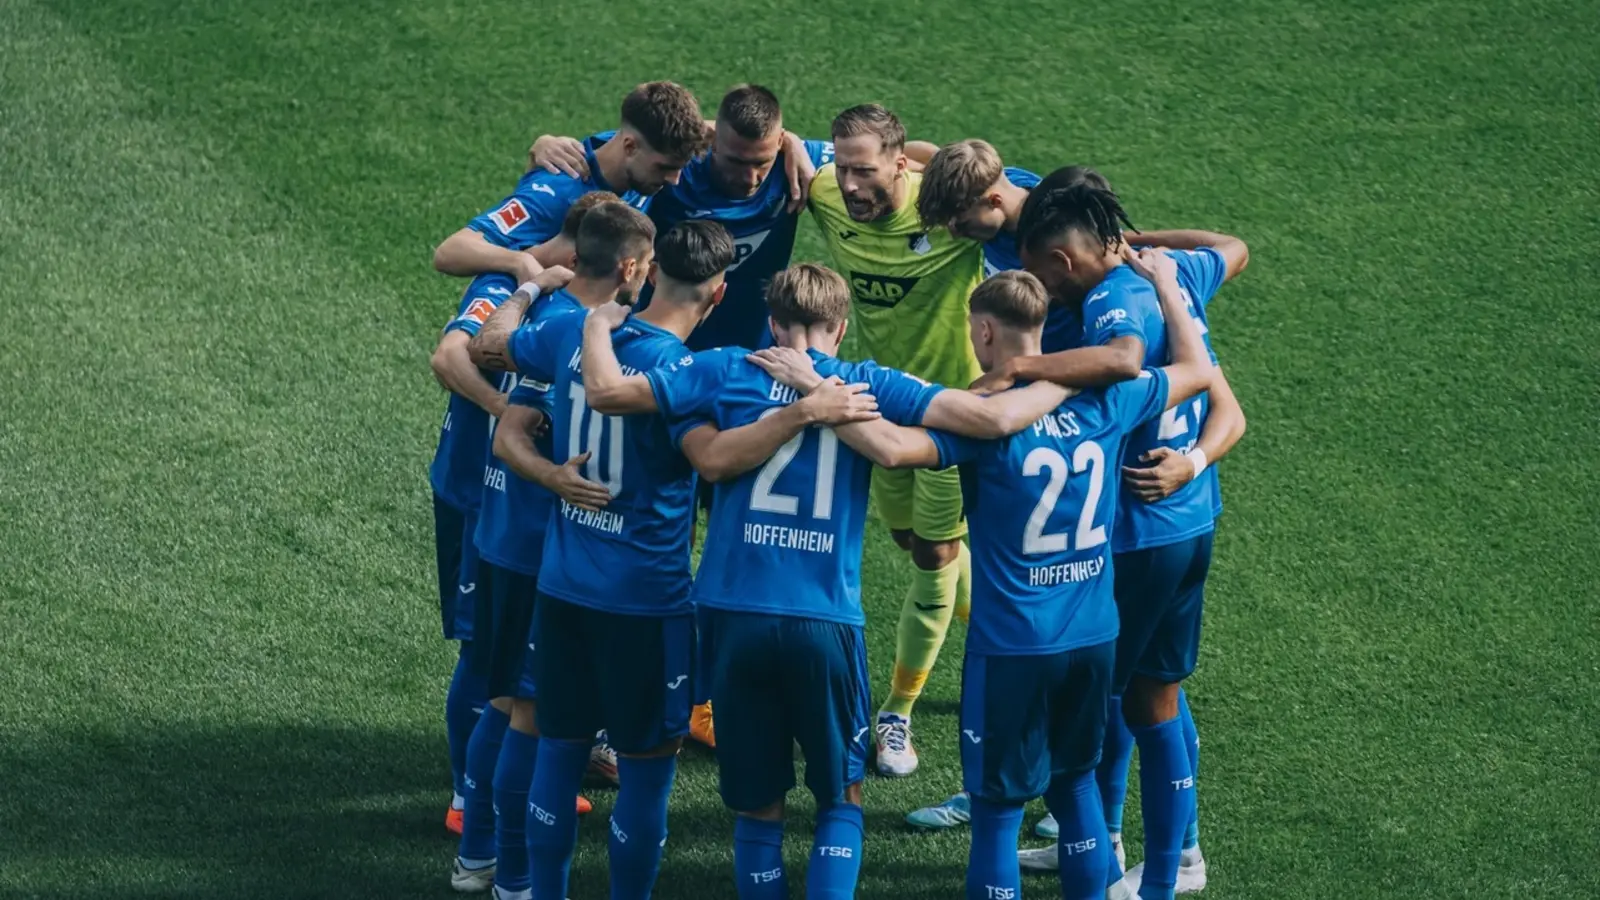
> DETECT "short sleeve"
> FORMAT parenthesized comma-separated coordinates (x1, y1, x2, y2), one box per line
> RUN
(1171, 248, 1227, 308)
(508, 308, 577, 393)
(466, 174, 572, 250)
(1084, 282, 1151, 347)
(644, 347, 738, 423)
(858, 362, 945, 426)
(804, 140, 835, 169)
(1107, 368, 1171, 430)
(443, 277, 514, 338)
(507, 377, 545, 410)
(927, 428, 983, 469)
(666, 417, 712, 449)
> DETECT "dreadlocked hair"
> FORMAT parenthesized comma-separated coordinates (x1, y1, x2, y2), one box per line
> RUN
(1016, 179, 1136, 255)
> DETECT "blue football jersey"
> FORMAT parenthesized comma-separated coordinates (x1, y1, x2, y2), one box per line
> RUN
(429, 274, 515, 512)
(514, 313, 702, 616)
(589, 132, 835, 352)
(467, 136, 647, 251)
(645, 348, 943, 626)
(930, 370, 1172, 655)
(1082, 256, 1223, 552)
(978, 167, 1081, 354)
(472, 291, 583, 574)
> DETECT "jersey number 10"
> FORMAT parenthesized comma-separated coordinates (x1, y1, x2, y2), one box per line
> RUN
(568, 383, 624, 496)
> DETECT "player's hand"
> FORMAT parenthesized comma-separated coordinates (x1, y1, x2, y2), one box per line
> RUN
(968, 363, 1016, 396)
(532, 265, 574, 292)
(797, 377, 880, 426)
(1122, 447, 1195, 502)
(512, 251, 545, 286)
(782, 130, 816, 213)
(589, 301, 631, 332)
(528, 135, 589, 178)
(547, 452, 613, 510)
(748, 347, 824, 393)
(1123, 246, 1179, 288)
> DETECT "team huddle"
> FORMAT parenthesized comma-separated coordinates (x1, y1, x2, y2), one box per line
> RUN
(424, 80, 1250, 900)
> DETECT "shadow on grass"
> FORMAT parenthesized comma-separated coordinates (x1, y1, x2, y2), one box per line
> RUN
(0, 723, 973, 899)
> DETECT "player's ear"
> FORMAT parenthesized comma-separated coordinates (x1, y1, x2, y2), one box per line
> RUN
(835, 319, 849, 344)
(647, 261, 659, 286)
(987, 191, 1005, 210)
(710, 280, 727, 307)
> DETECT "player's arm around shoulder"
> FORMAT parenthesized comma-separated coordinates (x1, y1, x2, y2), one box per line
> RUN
(680, 379, 881, 482)
(920, 380, 1073, 440)
(579, 303, 660, 415)
(1126, 249, 1214, 407)
(746, 347, 939, 469)
(494, 397, 613, 512)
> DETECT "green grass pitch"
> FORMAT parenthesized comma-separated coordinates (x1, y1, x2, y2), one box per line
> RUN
(2, 0, 1597, 896)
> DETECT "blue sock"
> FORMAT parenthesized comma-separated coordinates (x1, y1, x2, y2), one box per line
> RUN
(807, 803, 864, 899)
(492, 728, 539, 895)
(732, 816, 787, 899)
(1131, 717, 1195, 900)
(609, 754, 677, 900)
(447, 644, 487, 798)
(1046, 770, 1111, 900)
(966, 798, 1023, 900)
(1178, 690, 1200, 851)
(1098, 694, 1134, 886)
(525, 737, 589, 900)
(458, 704, 509, 864)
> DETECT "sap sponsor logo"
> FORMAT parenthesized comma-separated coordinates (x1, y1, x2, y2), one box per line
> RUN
(850, 272, 920, 308)
(727, 229, 772, 272)
(490, 198, 529, 234)
(1093, 307, 1128, 332)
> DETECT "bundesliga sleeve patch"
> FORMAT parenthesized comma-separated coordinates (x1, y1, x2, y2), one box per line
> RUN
(490, 198, 530, 234)
(458, 298, 497, 326)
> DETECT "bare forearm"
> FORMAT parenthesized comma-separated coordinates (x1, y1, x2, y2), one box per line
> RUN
(432, 336, 506, 416)
(687, 406, 813, 483)
(493, 416, 562, 487)
(1196, 369, 1246, 463)
(468, 292, 531, 370)
(434, 228, 525, 277)
(1133, 229, 1249, 282)
(834, 419, 939, 468)
(1009, 344, 1141, 388)
(905, 140, 940, 166)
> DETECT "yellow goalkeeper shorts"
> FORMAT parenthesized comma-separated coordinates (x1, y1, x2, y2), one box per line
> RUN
(870, 465, 967, 542)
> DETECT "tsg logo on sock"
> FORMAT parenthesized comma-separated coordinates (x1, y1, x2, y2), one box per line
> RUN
(529, 802, 556, 826)
(985, 886, 1017, 899)
(815, 845, 854, 858)
(749, 867, 784, 884)
(1171, 776, 1195, 791)
(1063, 837, 1098, 855)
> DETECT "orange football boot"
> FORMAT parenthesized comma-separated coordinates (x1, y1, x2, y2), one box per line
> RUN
(445, 806, 464, 835)
(690, 702, 716, 748)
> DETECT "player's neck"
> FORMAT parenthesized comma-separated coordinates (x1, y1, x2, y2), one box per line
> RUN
(998, 182, 1030, 234)
(592, 140, 631, 193)
(883, 172, 910, 218)
(990, 333, 1042, 372)
(636, 298, 699, 340)
(566, 276, 621, 309)
(775, 327, 838, 356)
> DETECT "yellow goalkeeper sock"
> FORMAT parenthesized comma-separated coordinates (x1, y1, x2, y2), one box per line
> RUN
(953, 542, 971, 624)
(881, 555, 962, 718)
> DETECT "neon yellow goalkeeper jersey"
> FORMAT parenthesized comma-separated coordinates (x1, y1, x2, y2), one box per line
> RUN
(809, 166, 984, 389)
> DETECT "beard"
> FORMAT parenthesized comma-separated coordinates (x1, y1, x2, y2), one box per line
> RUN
(844, 185, 894, 222)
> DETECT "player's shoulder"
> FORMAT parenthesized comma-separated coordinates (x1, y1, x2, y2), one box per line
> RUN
(620, 321, 691, 366)
(1004, 166, 1042, 189)
(809, 164, 844, 209)
(513, 167, 588, 203)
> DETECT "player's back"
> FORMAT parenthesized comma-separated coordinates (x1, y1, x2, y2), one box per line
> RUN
(1084, 253, 1226, 552)
(808, 166, 984, 388)
(931, 372, 1172, 655)
(534, 317, 699, 615)
(468, 135, 647, 252)
(648, 348, 942, 625)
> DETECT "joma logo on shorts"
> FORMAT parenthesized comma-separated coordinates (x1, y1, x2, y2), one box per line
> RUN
(849, 272, 920, 308)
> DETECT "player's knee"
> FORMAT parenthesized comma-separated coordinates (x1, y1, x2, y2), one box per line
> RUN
(509, 698, 538, 735)
(909, 535, 960, 570)
(488, 696, 514, 715)
(620, 736, 683, 759)
(740, 800, 785, 822)
(1123, 676, 1181, 728)
(890, 529, 915, 553)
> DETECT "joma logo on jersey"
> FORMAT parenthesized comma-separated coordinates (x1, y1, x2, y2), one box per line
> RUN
(849, 272, 920, 308)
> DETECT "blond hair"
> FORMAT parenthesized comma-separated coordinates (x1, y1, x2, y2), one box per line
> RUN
(969, 270, 1048, 329)
(917, 139, 1005, 230)
(766, 264, 851, 327)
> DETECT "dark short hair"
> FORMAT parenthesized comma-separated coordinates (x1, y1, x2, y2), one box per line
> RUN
(830, 103, 905, 153)
(718, 84, 782, 141)
(656, 220, 736, 285)
(620, 82, 710, 159)
(560, 190, 621, 240)
(574, 201, 657, 277)
(1017, 166, 1133, 254)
